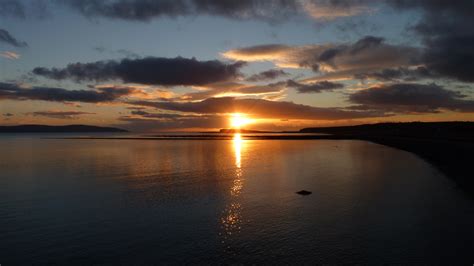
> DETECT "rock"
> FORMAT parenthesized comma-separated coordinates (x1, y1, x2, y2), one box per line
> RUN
(296, 190, 312, 195)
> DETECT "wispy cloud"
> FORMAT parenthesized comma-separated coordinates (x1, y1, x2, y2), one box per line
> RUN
(58, 0, 372, 22)
(246, 69, 290, 82)
(0, 29, 28, 47)
(28, 110, 96, 119)
(0, 51, 20, 60)
(303, 2, 374, 21)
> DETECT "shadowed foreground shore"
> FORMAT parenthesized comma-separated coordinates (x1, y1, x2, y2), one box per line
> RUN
(301, 122, 474, 197)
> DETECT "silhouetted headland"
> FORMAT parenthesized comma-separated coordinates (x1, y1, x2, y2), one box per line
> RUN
(219, 128, 273, 133)
(0, 125, 128, 133)
(301, 122, 474, 196)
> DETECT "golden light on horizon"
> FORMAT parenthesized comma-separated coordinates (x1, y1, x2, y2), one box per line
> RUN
(230, 113, 252, 129)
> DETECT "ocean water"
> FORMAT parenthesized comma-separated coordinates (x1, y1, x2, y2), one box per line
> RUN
(0, 134, 472, 264)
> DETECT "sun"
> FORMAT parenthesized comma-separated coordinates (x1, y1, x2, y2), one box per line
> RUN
(230, 113, 251, 129)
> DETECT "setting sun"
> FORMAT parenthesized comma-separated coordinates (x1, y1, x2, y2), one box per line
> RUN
(230, 113, 251, 129)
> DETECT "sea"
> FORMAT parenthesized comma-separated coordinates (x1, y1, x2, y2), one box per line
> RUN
(0, 133, 472, 264)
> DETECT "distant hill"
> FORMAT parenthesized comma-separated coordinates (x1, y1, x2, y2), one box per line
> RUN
(0, 125, 128, 133)
(300, 122, 474, 142)
(219, 129, 273, 133)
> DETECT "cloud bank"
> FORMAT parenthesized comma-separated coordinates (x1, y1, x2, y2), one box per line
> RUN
(56, 0, 374, 22)
(349, 83, 474, 113)
(28, 110, 96, 119)
(0, 82, 135, 103)
(33, 57, 245, 86)
(223, 36, 420, 75)
(131, 97, 384, 120)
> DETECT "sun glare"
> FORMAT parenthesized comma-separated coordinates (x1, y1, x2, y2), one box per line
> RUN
(230, 113, 251, 129)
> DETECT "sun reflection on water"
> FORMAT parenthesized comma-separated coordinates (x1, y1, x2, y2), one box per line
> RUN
(233, 133, 242, 169)
(220, 133, 245, 253)
(231, 133, 243, 196)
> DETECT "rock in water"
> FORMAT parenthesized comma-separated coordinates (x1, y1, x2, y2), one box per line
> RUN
(296, 190, 312, 195)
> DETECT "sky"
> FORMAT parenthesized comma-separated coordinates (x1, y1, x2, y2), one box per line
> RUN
(1, 0, 473, 132)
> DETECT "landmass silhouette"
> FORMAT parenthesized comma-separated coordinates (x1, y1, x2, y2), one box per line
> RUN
(0, 125, 128, 133)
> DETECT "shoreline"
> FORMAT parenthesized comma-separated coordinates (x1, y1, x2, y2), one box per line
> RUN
(356, 136, 474, 197)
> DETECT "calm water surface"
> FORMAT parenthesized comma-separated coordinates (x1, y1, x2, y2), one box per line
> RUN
(0, 134, 472, 264)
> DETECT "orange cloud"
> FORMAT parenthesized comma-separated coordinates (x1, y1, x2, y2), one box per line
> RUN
(0, 51, 20, 60)
(303, 2, 374, 20)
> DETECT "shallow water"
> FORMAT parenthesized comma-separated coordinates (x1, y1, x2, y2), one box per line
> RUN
(0, 135, 472, 264)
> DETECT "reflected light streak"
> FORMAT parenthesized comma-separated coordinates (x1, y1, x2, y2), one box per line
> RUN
(220, 133, 245, 252)
(233, 133, 242, 169)
(231, 133, 243, 196)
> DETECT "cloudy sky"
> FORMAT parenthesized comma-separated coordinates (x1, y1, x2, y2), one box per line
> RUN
(1, 0, 473, 131)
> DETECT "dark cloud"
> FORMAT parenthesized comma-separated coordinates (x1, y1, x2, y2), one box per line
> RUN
(388, 0, 474, 82)
(0, 0, 25, 18)
(60, 0, 188, 21)
(28, 110, 96, 119)
(349, 36, 384, 53)
(349, 83, 474, 113)
(354, 66, 435, 81)
(0, 0, 50, 19)
(246, 69, 289, 82)
(33, 57, 245, 86)
(0, 82, 135, 103)
(58, 0, 299, 22)
(421, 35, 474, 83)
(131, 96, 385, 120)
(318, 48, 340, 62)
(5, 0, 377, 22)
(287, 80, 344, 93)
(0, 29, 28, 47)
